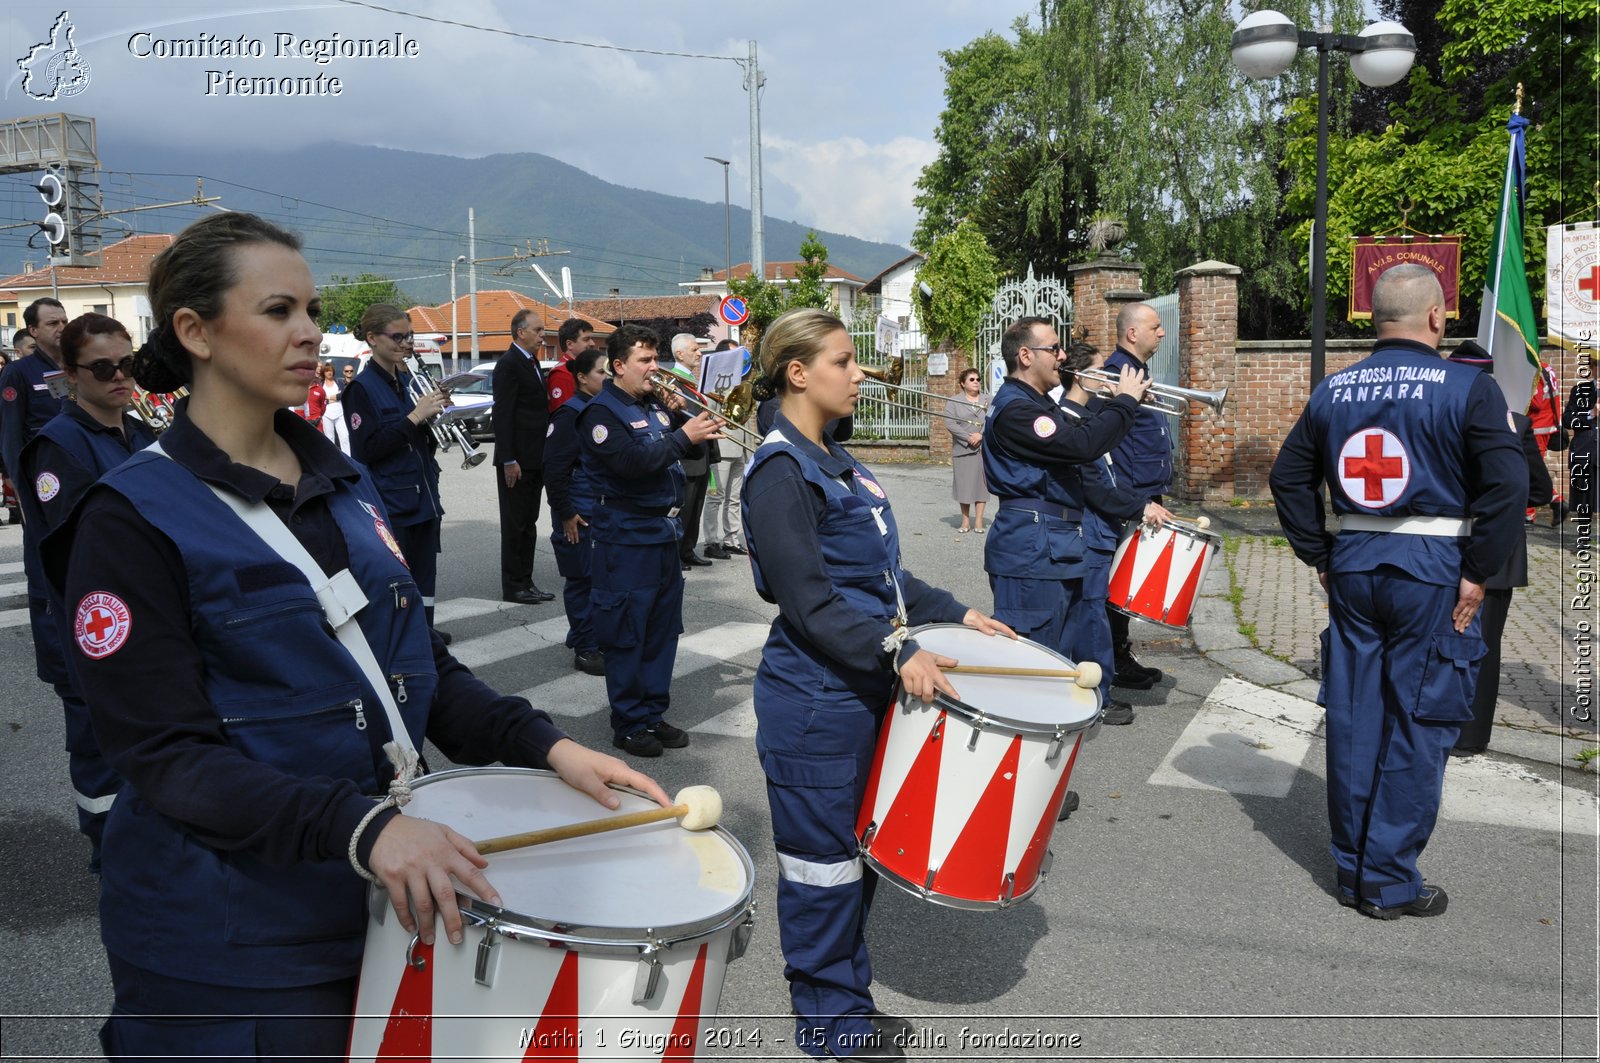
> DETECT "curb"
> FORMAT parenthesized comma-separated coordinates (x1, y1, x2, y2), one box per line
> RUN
(1187, 544, 1598, 778)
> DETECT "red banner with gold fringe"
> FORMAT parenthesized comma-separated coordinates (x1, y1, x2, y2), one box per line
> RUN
(1349, 236, 1461, 320)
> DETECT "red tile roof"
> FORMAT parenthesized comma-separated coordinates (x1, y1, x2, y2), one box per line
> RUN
(0, 234, 175, 289)
(407, 292, 614, 355)
(706, 261, 865, 284)
(572, 294, 722, 322)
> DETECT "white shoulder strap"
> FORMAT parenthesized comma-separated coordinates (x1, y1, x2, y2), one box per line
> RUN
(148, 442, 418, 761)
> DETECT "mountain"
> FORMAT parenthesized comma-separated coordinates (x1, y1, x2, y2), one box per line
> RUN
(9, 138, 909, 306)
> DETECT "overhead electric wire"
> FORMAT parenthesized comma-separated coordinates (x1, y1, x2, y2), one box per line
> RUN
(332, 0, 742, 63)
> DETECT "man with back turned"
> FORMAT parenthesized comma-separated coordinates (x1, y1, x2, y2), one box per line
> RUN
(1270, 263, 1526, 919)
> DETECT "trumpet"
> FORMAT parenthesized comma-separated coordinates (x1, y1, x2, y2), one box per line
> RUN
(405, 355, 487, 469)
(646, 369, 763, 455)
(1076, 368, 1227, 417)
(131, 387, 188, 434)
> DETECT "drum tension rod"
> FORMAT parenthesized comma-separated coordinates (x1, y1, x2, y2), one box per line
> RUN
(475, 921, 501, 987)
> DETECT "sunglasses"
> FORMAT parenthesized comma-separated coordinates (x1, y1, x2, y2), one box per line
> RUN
(80, 356, 136, 382)
(1026, 342, 1064, 355)
(380, 332, 414, 344)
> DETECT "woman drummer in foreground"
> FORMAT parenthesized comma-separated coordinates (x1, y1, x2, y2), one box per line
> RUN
(50, 211, 666, 1061)
(741, 308, 1014, 1063)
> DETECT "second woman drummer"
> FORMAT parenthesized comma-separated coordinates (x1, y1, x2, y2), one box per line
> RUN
(742, 308, 1014, 1063)
(342, 305, 449, 635)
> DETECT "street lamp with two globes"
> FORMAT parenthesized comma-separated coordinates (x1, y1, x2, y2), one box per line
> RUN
(1231, 11, 1415, 386)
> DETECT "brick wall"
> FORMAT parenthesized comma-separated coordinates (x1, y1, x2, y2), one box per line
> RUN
(1067, 257, 1146, 349)
(1176, 263, 1240, 501)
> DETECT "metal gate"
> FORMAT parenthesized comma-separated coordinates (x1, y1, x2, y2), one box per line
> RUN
(851, 323, 929, 441)
(1145, 291, 1180, 388)
(977, 265, 1073, 392)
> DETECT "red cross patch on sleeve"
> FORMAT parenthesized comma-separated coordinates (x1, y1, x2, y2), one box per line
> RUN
(75, 592, 132, 659)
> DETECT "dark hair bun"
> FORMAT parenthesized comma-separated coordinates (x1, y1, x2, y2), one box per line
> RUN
(750, 374, 777, 402)
(132, 323, 192, 394)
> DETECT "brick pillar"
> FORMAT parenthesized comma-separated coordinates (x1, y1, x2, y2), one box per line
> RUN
(924, 346, 969, 464)
(1174, 260, 1240, 502)
(1067, 256, 1147, 350)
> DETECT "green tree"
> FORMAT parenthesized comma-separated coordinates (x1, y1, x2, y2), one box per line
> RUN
(318, 273, 413, 334)
(915, 220, 1001, 352)
(1283, 0, 1599, 330)
(726, 231, 833, 347)
(786, 231, 831, 310)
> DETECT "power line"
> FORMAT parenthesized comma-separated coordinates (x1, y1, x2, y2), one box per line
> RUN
(333, 0, 742, 63)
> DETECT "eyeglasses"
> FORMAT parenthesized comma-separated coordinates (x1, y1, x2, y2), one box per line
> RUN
(80, 357, 136, 382)
(380, 332, 414, 344)
(343, 367, 355, 375)
(1025, 342, 1064, 355)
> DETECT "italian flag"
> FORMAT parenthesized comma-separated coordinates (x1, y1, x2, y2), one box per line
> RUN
(1476, 112, 1540, 413)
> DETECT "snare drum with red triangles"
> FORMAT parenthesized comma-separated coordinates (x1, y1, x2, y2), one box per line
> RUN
(855, 625, 1101, 910)
(347, 768, 755, 1062)
(1105, 517, 1221, 629)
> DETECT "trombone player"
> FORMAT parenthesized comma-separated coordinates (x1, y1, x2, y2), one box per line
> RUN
(344, 304, 451, 638)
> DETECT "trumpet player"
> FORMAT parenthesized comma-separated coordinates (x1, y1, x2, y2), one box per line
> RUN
(1103, 303, 1173, 691)
(343, 304, 449, 638)
(577, 324, 723, 758)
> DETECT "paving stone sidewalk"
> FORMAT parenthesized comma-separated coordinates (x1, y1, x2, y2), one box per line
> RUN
(1177, 515, 1599, 771)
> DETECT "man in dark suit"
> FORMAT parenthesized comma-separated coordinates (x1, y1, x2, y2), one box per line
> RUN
(494, 309, 556, 604)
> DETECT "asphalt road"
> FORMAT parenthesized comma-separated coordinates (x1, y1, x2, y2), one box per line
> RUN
(0, 458, 1595, 1062)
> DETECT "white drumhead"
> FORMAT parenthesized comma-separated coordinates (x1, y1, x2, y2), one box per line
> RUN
(909, 623, 1099, 727)
(404, 769, 751, 932)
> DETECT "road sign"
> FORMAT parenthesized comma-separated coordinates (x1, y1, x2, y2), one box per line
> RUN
(718, 295, 750, 326)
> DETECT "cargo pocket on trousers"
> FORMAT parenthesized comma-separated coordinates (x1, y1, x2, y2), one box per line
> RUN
(1408, 633, 1486, 722)
(759, 748, 861, 856)
(590, 587, 639, 650)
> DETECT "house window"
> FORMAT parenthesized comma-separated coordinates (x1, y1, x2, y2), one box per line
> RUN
(4, 313, 13, 327)
(898, 316, 910, 330)
(92, 304, 109, 315)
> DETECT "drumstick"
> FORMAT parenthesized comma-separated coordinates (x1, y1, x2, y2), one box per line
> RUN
(943, 661, 1103, 689)
(474, 785, 722, 855)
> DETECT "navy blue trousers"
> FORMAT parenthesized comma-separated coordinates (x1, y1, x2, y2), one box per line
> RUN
(989, 574, 1077, 655)
(1066, 552, 1115, 706)
(755, 678, 884, 1060)
(550, 525, 597, 654)
(1324, 570, 1482, 908)
(392, 517, 440, 628)
(101, 954, 356, 1062)
(591, 538, 683, 739)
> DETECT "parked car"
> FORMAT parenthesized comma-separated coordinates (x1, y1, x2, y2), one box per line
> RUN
(446, 365, 495, 442)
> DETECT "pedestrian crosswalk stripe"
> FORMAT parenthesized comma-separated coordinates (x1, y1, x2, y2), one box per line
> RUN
(513, 622, 771, 719)
(0, 580, 28, 599)
(0, 562, 23, 577)
(433, 596, 521, 626)
(1153, 675, 1598, 836)
(0, 607, 32, 630)
(698, 697, 758, 738)
(1148, 676, 1322, 798)
(449, 616, 570, 670)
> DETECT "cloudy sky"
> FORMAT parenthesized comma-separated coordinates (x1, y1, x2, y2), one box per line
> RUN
(2, 0, 1026, 248)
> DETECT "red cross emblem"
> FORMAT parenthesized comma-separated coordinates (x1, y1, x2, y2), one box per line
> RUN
(1580, 265, 1600, 301)
(75, 592, 132, 659)
(1338, 428, 1410, 508)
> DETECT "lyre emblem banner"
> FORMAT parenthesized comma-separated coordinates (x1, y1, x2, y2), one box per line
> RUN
(1348, 237, 1462, 320)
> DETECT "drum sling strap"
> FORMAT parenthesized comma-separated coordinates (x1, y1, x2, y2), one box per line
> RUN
(149, 443, 421, 883)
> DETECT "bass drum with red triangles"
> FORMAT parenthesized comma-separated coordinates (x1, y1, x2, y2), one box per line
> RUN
(1105, 517, 1221, 629)
(856, 625, 1101, 910)
(348, 768, 755, 1062)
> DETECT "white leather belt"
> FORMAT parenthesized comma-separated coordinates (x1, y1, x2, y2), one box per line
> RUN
(1339, 514, 1471, 537)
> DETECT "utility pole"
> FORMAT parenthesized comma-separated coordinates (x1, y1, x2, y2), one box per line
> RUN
(468, 208, 479, 362)
(746, 41, 765, 283)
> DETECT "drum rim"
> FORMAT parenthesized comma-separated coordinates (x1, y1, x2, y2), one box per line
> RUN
(859, 849, 1048, 911)
(392, 767, 757, 953)
(906, 623, 1100, 735)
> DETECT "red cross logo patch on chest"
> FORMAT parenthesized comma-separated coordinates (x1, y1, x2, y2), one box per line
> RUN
(1337, 428, 1410, 508)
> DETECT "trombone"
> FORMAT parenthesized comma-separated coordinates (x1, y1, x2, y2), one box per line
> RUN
(131, 387, 188, 434)
(647, 370, 763, 455)
(405, 354, 488, 469)
(1076, 368, 1228, 417)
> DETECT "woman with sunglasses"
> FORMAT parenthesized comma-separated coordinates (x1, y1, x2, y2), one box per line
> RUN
(342, 305, 448, 634)
(18, 313, 156, 870)
(48, 214, 667, 1061)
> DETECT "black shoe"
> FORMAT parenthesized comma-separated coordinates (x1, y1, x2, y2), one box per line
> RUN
(651, 721, 690, 748)
(573, 650, 606, 676)
(866, 1011, 913, 1041)
(1116, 648, 1163, 683)
(1552, 500, 1568, 525)
(703, 543, 730, 560)
(1111, 669, 1153, 690)
(1359, 883, 1448, 920)
(828, 1030, 904, 1063)
(723, 543, 748, 555)
(613, 731, 664, 758)
(503, 588, 552, 605)
(435, 630, 453, 647)
(1448, 744, 1486, 758)
(1101, 700, 1136, 725)
(681, 552, 713, 567)
(1057, 790, 1081, 821)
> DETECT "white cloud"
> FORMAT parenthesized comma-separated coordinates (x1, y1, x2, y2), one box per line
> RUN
(762, 133, 936, 246)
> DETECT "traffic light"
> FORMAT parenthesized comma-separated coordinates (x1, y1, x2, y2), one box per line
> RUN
(35, 166, 69, 253)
